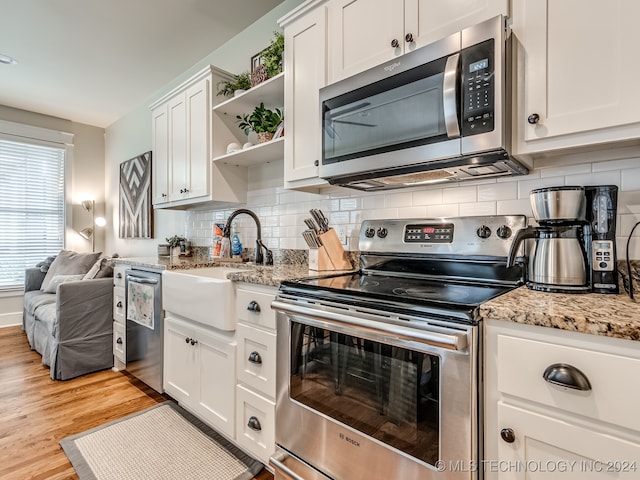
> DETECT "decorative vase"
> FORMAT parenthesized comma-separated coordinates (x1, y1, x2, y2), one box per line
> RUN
(257, 132, 274, 144)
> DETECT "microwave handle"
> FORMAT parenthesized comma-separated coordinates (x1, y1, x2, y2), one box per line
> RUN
(443, 52, 461, 139)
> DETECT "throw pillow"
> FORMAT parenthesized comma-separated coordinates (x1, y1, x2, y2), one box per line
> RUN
(83, 257, 115, 280)
(43, 274, 84, 294)
(41, 250, 102, 292)
(35, 255, 57, 273)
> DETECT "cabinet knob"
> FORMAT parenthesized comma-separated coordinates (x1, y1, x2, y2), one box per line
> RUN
(190, 338, 198, 346)
(180, 188, 190, 194)
(248, 351, 263, 365)
(116, 272, 123, 279)
(543, 363, 592, 391)
(116, 301, 123, 308)
(314, 160, 319, 167)
(116, 337, 123, 345)
(500, 428, 516, 443)
(161, 193, 167, 198)
(247, 300, 261, 313)
(185, 337, 191, 343)
(527, 113, 540, 124)
(391, 38, 400, 48)
(405, 32, 414, 43)
(247, 416, 262, 432)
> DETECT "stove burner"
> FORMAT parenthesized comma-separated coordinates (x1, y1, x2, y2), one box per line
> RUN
(392, 286, 471, 300)
(360, 278, 380, 287)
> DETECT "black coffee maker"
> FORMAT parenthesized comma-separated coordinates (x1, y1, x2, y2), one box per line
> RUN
(585, 185, 619, 294)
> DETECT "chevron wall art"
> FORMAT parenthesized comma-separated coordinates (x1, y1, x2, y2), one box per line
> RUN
(119, 151, 153, 238)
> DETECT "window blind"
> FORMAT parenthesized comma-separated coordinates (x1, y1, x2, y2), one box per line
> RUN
(0, 139, 65, 289)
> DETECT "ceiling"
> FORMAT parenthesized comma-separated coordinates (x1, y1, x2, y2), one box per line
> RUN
(0, 0, 284, 128)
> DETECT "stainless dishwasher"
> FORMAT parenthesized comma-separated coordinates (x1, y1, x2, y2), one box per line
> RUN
(125, 268, 163, 393)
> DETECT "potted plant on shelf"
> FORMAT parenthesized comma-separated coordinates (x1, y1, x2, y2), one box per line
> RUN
(216, 71, 252, 97)
(261, 31, 284, 79)
(236, 102, 284, 143)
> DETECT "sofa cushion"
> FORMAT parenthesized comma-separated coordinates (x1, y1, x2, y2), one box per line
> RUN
(42, 274, 84, 294)
(83, 257, 114, 280)
(24, 290, 56, 316)
(41, 250, 101, 292)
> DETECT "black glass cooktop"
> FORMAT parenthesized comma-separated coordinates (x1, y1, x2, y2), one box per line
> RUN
(281, 271, 515, 321)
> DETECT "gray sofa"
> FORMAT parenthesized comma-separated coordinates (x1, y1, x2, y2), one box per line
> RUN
(23, 267, 114, 380)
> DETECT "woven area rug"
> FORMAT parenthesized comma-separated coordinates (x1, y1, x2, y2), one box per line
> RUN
(60, 401, 263, 480)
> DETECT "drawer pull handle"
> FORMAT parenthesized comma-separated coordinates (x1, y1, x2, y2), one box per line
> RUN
(116, 301, 123, 308)
(500, 428, 515, 443)
(247, 300, 261, 313)
(543, 363, 591, 391)
(248, 351, 263, 365)
(247, 416, 262, 432)
(190, 339, 198, 346)
(185, 337, 191, 344)
(116, 337, 123, 345)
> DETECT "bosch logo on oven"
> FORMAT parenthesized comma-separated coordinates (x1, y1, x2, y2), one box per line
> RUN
(339, 432, 361, 447)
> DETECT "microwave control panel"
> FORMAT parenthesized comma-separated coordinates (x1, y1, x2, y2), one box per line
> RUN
(461, 39, 495, 137)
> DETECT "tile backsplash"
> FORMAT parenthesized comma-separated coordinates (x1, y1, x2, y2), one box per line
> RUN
(186, 156, 640, 259)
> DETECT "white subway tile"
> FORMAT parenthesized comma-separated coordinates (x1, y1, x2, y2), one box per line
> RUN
(567, 170, 621, 187)
(621, 168, 640, 191)
(618, 214, 640, 237)
(443, 185, 476, 204)
(363, 194, 386, 210)
(340, 198, 361, 210)
(350, 211, 363, 224)
(412, 188, 443, 205)
(401, 206, 428, 218)
(540, 163, 592, 177)
(459, 201, 496, 216)
(497, 198, 533, 216)
(385, 191, 413, 208)
(478, 182, 518, 201)
(427, 204, 459, 217)
(592, 158, 640, 172)
(330, 211, 350, 224)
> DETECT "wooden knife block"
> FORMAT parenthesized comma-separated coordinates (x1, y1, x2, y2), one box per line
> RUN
(309, 228, 352, 272)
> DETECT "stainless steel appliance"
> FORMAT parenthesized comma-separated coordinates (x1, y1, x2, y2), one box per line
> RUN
(271, 215, 526, 480)
(125, 267, 164, 392)
(507, 185, 619, 294)
(319, 16, 528, 191)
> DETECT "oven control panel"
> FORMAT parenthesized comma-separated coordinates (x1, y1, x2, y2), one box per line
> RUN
(359, 215, 527, 257)
(405, 224, 454, 243)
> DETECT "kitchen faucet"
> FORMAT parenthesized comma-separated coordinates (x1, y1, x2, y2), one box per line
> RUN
(223, 208, 273, 266)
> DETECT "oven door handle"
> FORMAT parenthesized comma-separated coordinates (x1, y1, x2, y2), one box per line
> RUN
(126, 275, 159, 285)
(272, 301, 467, 351)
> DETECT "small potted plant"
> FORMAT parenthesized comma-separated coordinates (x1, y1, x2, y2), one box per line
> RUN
(236, 102, 284, 143)
(261, 31, 284, 79)
(216, 71, 252, 97)
(166, 235, 186, 257)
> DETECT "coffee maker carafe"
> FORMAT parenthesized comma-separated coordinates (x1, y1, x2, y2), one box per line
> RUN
(507, 186, 590, 293)
(508, 185, 619, 294)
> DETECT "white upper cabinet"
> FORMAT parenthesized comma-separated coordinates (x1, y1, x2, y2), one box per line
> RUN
(512, 0, 640, 158)
(327, 0, 508, 83)
(281, 2, 329, 191)
(150, 65, 247, 209)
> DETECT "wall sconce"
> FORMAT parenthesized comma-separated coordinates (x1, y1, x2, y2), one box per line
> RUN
(78, 200, 106, 252)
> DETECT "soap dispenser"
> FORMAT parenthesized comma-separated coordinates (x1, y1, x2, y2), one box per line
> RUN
(231, 230, 243, 258)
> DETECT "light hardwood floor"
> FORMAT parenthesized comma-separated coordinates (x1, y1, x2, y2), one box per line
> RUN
(0, 325, 273, 480)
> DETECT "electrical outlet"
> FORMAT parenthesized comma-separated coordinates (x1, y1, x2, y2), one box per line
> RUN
(334, 226, 347, 245)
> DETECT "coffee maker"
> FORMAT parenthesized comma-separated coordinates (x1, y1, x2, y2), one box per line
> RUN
(507, 185, 618, 294)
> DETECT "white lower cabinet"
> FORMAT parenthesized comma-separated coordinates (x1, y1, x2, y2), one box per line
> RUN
(164, 315, 236, 439)
(485, 319, 640, 480)
(235, 284, 277, 464)
(112, 264, 129, 371)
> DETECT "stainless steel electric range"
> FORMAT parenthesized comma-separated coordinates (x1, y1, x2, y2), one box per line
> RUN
(271, 215, 527, 480)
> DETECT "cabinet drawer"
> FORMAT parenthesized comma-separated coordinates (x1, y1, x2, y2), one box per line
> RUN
(237, 322, 277, 399)
(113, 321, 126, 363)
(497, 334, 640, 431)
(236, 384, 275, 465)
(113, 265, 128, 288)
(113, 286, 125, 324)
(236, 287, 276, 330)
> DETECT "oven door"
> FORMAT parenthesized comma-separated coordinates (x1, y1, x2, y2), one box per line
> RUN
(272, 300, 479, 480)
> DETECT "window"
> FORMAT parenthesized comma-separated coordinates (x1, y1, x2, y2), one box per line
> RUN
(0, 138, 65, 289)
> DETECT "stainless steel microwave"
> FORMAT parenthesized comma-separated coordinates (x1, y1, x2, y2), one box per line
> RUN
(319, 15, 528, 191)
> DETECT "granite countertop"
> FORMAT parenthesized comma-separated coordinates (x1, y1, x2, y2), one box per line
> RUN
(115, 256, 328, 287)
(480, 286, 640, 341)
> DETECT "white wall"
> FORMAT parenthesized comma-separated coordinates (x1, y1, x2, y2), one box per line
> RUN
(186, 155, 640, 260)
